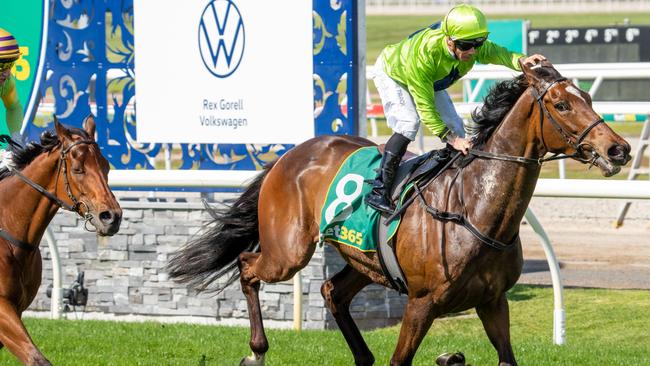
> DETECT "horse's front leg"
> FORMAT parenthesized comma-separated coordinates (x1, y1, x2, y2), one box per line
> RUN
(390, 295, 437, 366)
(476, 292, 517, 366)
(0, 297, 51, 365)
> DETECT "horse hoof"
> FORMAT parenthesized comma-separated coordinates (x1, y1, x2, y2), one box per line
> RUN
(435, 352, 467, 366)
(240, 352, 265, 366)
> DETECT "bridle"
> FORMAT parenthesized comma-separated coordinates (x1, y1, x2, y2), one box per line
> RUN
(469, 77, 604, 166)
(0, 137, 96, 251)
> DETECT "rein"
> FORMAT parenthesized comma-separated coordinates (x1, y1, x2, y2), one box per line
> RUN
(469, 78, 604, 166)
(0, 137, 95, 251)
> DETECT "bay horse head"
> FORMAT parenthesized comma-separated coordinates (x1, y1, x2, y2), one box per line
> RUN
(50, 115, 122, 235)
(519, 59, 631, 176)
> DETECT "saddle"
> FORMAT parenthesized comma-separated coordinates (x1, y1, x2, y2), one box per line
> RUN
(373, 146, 454, 294)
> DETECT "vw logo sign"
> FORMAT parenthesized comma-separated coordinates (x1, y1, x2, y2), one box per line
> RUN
(198, 0, 245, 78)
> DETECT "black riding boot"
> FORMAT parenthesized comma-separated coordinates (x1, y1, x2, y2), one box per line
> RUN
(365, 133, 410, 213)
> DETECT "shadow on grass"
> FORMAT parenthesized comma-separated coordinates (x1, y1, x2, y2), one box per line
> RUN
(506, 284, 548, 302)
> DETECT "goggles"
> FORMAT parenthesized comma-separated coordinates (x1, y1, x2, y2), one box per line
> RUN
(0, 61, 14, 72)
(454, 37, 486, 51)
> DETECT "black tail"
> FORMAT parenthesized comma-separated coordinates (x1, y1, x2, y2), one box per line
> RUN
(167, 162, 274, 293)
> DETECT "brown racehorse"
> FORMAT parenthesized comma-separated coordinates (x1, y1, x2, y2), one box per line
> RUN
(168, 60, 630, 366)
(0, 116, 121, 365)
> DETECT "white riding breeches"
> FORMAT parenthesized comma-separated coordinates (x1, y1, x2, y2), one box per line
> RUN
(372, 55, 465, 141)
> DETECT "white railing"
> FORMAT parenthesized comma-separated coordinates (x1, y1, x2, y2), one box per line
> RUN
(367, 62, 650, 130)
(463, 62, 650, 102)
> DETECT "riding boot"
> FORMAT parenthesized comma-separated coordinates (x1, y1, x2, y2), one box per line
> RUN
(365, 133, 410, 213)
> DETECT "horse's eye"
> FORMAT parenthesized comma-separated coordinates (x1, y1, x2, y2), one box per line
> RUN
(72, 167, 85, 174)
(554, 102, 570, 112)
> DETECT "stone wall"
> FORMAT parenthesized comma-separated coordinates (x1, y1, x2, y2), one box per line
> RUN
(29, 194, 406, 329)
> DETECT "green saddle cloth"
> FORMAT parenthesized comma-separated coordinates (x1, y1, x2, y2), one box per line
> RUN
(319, 146, 402, 252)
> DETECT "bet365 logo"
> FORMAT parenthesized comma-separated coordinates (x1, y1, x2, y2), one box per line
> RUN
(198, 0, 245, 78)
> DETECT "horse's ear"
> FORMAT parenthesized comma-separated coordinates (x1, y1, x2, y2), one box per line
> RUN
(53, 115, 72, 141)
(519, 58, 543, 86)
(83, 114, 96, 140)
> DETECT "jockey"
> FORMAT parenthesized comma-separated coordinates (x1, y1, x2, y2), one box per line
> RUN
(365, 4, 547, 214)
(0, 28, 24, 139)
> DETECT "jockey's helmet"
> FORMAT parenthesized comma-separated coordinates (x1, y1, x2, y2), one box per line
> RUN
(442, 4, 489, 41)
(0, 28, 21, 63)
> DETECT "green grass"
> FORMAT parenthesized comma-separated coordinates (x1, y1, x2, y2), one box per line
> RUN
(3, 286, 649, 365)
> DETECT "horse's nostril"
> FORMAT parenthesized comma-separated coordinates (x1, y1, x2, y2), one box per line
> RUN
(607, 144, 629, 163)
(99, 211, 114, 224)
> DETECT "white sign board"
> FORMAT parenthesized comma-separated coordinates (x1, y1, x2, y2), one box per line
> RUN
(133, 0, 314, 144)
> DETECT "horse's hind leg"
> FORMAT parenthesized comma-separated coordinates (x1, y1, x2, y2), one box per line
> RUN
(0, 297, 51, 365)
(238, 243, 315, 366)
(238, 252, 269, 366)
(476, 293, 517, 366)
(321, 265, 374, 366)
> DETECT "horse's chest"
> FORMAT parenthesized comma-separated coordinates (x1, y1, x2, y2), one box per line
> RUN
(3, 253, 43, 311)
(434, 246, 523, 311)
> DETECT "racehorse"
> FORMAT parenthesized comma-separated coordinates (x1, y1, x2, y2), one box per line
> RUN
(0, 116, 122, 365)
(168, 60, 630, 366)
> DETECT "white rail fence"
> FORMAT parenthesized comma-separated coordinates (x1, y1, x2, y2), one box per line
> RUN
(366, 62, 650, 178)
(367, 62, 650, 131)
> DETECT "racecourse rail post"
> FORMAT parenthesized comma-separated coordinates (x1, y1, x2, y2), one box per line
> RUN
(524, 208, 565, 345)
(45, 226, 63, 319)
(293, 271, 302, 331)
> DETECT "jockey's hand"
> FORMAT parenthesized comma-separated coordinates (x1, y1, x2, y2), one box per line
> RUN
(522, 54, 548, 67)
(450, 136, 471, 155)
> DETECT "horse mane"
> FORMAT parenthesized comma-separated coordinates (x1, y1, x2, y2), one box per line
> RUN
(470, 75, 528, 146)
(470, 65, 563, 147)
(0, 127, 91, 181)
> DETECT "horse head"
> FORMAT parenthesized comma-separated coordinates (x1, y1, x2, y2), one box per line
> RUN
(53, 115, 122, 236)
(520, 59, 631, 176)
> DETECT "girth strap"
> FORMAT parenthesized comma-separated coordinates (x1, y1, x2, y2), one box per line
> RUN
(420, 200, 518, 251)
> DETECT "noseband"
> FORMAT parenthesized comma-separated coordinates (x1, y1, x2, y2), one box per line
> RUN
(470, 77, 604, 165)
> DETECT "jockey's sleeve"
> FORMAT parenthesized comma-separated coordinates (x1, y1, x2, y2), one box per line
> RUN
(403, 46, 450, 140)
(1, 75, 23, 134)
(476, 40, 525, 71)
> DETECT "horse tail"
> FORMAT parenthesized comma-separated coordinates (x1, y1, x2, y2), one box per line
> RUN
(167, 162, 274, 293)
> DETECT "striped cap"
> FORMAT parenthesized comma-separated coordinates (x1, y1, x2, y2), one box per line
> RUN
(0, 28, 21, 61)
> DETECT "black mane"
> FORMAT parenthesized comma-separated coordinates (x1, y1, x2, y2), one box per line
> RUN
(470, 74, 529, 146)
(470, 65, 564, 146)
(0, 127, 90, 181)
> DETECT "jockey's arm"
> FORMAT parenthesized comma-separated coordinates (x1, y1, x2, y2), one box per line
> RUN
(1, 76, 23, 134)
(476, 40, 525, 71)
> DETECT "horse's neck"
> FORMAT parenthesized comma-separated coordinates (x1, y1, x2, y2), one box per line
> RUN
(466, 90, 544, 239)
(0, 154, 61, 246)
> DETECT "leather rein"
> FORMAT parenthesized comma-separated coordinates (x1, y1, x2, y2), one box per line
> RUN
(0, 137, 95, 252)
(469, 77, 605, 166)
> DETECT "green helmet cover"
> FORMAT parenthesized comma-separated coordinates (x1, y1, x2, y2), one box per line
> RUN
(442, 4, 489, 41)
